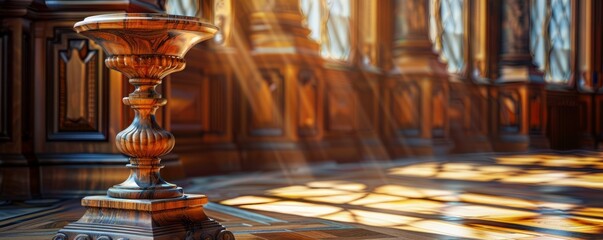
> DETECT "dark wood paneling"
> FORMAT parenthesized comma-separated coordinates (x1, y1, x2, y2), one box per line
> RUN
(529, 89, 544, 133)
(0, 30, 11, 141)
(547, 92, 580, 150)
(46, 28, 108, 141)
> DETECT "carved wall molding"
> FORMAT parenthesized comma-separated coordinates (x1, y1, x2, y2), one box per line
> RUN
(46, 28, 108, 141)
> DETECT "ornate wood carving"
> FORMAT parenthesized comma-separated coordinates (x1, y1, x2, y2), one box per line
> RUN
(46, 28, 107, 141)
(0, 30, 10, 141)
(392, 82, 420, 136)
(249, 68, 284, 136)
(297, 69, 318, 136)
(55, 13, 233, 240)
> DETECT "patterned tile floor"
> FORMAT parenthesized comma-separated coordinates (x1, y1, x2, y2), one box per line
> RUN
(2, 152, 603, 239)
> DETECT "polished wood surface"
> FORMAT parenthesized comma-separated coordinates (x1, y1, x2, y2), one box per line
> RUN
(50, 13, 233, 240)
(74, 13, 217, 200)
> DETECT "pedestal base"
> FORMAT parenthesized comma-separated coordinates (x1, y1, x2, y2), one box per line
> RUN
(53, 194, 234, 240)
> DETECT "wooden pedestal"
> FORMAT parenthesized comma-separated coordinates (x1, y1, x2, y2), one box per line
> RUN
(54, 13, 233, 240)
(54, 195, 232, 240)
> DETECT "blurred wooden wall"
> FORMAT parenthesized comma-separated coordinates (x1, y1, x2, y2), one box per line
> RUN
(1, 0, 603, 200)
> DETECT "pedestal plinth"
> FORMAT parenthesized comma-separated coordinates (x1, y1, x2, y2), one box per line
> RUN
(55, 195, 231, 240)
(53, 13, 233, 240)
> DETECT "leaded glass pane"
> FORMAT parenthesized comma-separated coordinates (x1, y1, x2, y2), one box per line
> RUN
(547, 0, 571, 83)
(301, 0, 351, 61)
(324, 0, 351, 60)
(300, 0, 322, 44)
(530, 0, 546, 72)
(440, 0, 464, 73)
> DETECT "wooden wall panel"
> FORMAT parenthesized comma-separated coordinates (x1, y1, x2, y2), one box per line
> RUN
(297, 69, 319, 136)
(0, 30, 10, 141)
(391, 82, 420, 136)
(432, 84, 446, 138)
(528, 89, 544, 134)
(498, 89, 521, 133)
(327, 88, 355, 133)
(248, 68, 285, 136)
(46, 28, 108, 141)
(547, 91, 580, 150)
(355, 75, 378, 132)
(171, 74, 205, 134)
(207, 73, 228, 135)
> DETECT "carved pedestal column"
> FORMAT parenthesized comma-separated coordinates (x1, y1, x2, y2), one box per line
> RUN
(53, 13, 234, 240)
(383, 0, 450, 156)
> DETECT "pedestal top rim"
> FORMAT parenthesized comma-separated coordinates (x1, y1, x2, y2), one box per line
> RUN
(74, 13, 219, 33)
(82, 194, 209, 211)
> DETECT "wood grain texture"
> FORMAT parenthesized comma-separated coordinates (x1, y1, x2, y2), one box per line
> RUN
(74, 13, 217, 200)
(50, 13, 234, 240)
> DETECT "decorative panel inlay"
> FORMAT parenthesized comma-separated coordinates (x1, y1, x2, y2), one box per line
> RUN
(249, 69, 284, 136)
(0, 30, 10, 141)
(47, 29, 107, 141)
(297, 70, 318, 136)
(499, 90, 521, 133)
(392, 82, 420, 136)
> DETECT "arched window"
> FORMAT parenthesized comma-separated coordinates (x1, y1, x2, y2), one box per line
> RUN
(430, 0, 465, 74)
(300, 0, 352, 61)
(530, 0, 572, 84)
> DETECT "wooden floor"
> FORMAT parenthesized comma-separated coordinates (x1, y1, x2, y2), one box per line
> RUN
(2, 152, 603, 239)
